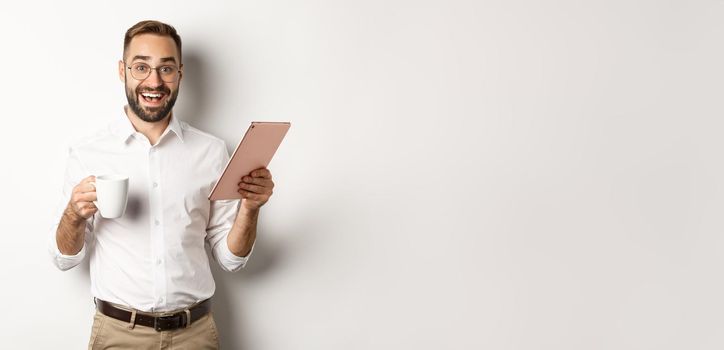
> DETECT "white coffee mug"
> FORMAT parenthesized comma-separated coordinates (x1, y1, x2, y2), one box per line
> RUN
(91, 174, 129, 219)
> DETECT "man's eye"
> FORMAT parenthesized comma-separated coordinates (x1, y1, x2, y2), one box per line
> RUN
(134, 65, 148, 72)
(160, 66, 174, 74)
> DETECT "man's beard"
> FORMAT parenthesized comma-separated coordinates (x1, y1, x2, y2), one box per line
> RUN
(125, 82, 179, 123)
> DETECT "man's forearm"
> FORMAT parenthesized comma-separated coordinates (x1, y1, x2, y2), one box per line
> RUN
(56, 203, 87, 255)
(227, 207, 258, 257)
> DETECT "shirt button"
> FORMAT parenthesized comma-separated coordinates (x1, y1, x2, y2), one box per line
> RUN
(155, 220, 160, 226)
(153, 182, 158, 188)
(156, 259, 162, 265)
(158, 297, 164, 304)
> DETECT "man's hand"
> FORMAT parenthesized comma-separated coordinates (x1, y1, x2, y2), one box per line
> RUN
(67, 175, 98, 221)
(237, 168, 274, 211)
(56, 175, 97, 256)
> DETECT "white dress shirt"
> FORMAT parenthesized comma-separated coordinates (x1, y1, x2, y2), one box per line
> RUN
(48, 113, 251, 312)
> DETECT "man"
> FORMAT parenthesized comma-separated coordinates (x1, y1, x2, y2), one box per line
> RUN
(48, 20, 273, 349)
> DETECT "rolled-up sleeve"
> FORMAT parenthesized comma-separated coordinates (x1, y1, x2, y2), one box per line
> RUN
(206, 199, 254, 272)
(205, 141, 254, 272)
(48, 146, 94, 271)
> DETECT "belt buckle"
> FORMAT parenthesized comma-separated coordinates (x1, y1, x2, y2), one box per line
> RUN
(154, 314, 183, 332)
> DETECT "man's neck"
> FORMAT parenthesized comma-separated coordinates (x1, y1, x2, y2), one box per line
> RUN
(124, 105, 171, 146)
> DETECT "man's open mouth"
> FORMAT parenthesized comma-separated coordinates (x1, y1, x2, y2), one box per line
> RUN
(139, 91, 167, 105)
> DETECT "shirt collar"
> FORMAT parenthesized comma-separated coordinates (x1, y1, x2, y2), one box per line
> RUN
(166, 113, 185, 143)
(112, 110, 185, 144)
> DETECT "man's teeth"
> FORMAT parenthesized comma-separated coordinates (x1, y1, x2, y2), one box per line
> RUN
(142, 93, 162, 98)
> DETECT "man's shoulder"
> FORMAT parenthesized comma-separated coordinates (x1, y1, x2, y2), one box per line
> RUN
(179, 121, 226, 149)
(67, 123, 117, 152)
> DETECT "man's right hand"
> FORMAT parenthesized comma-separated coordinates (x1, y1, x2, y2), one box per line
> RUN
(67, 175, 98, 220)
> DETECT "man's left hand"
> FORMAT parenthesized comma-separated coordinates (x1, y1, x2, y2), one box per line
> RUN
(237, 168, 274, 211)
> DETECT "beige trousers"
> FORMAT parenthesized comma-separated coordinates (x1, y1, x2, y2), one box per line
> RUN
(88, 310, 220, 350)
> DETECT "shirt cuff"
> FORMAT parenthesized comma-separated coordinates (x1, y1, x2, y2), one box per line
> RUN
(52, 243, 86, 271)
(217, 239, 254, 272)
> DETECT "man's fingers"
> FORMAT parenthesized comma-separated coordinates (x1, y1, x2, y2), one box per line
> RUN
(240, 177, 274, 188)
(80, 183, 97, 193)
(73, 177, 97, 194)
(239, 169, 274, 206)
(237, 190, 268, 202)
(250, 168, 272, 179)
(78, 202, 97, 211)
(72, 191, 97, 203)
(67, 176, 99, 219)
(237, 182, 272, 195)
(78, 192, 98, 203)
(82, 175, 96, 187)
(79, 203, 98, 218)
(71, 201, 97, 218)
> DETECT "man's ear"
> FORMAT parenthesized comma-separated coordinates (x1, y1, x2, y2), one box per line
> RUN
(118, 60, 125, 82)
(178, 63, 183, 82)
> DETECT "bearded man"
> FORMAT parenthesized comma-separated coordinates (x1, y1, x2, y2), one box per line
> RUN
(49, 20, 273, 350)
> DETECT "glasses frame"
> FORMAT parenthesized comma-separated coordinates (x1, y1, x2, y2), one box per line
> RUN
(125, 62, 181, 83)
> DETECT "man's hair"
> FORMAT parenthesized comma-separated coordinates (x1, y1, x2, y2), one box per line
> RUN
(124, 20, 182, 62)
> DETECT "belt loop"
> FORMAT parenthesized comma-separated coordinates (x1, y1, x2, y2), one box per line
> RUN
(127, 309, 137, 330)
(184, 309, 192, 327)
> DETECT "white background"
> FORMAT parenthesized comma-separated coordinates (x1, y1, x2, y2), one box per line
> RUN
(1, 0, 723, 349)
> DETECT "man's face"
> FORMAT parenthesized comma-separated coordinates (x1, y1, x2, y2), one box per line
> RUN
(119, 34, 182, 123)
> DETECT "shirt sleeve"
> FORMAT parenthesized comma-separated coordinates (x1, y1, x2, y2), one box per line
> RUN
(205, 141, 254, 272)
(206, 199, 254, 272)
(48, 146, 95, 271)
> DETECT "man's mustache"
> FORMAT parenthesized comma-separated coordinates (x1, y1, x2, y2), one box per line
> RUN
(136, 86, 171, 94)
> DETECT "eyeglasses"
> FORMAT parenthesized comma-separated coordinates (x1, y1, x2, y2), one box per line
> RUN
(126, 62, 180, 83)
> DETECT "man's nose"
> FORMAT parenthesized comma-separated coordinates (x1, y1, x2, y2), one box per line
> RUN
(145, 68, 163, 85)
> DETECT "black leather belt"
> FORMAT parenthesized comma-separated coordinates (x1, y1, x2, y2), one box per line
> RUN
(95, 298, 211, 332)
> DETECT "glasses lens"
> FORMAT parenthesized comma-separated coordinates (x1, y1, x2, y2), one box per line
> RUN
(159, 66, 179, 83)
(130, 63, 150, 80)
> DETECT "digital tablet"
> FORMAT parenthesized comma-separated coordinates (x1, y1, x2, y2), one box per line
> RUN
(208, 121, 290, 200)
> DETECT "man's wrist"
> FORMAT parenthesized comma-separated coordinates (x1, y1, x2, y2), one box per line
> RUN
(237, 205, 260, 219)
(63, 203, 86, 226)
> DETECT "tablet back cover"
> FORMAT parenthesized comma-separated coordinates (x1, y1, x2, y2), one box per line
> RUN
(208, 122, 290, 200)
